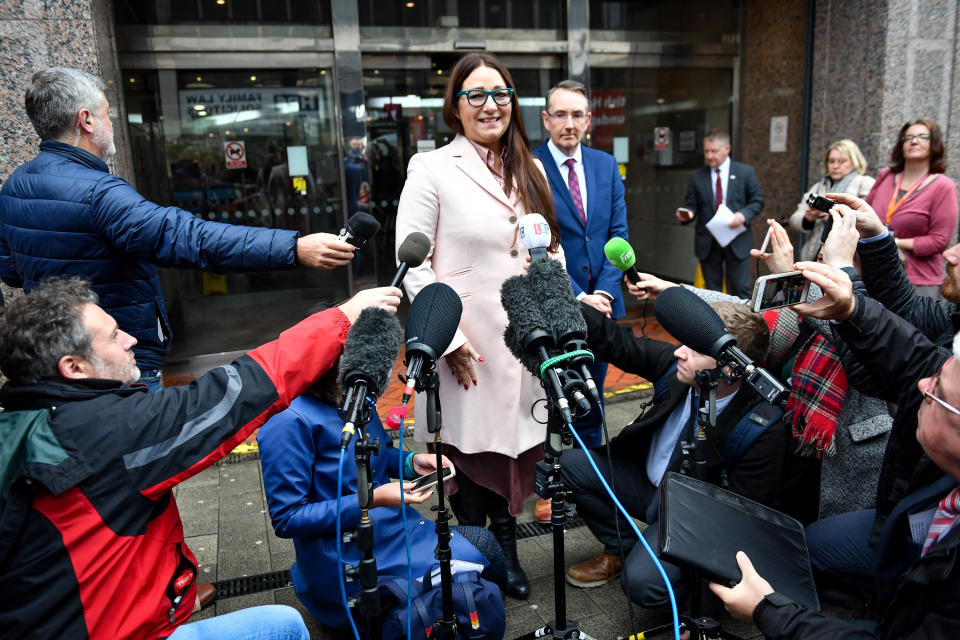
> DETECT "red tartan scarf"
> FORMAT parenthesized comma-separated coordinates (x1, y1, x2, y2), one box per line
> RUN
(763, 309, 848, 457)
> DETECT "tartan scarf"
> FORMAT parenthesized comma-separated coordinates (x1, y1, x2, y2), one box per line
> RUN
(763, 308, 848, 457)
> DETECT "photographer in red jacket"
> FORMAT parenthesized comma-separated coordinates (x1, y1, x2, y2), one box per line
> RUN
(0, 277, 400, 639)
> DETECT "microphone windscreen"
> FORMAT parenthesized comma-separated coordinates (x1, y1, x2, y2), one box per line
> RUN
(525, 258, 587, 341)
(405, 282, 463, 358)
(337, 306, 402, 394)
(653, 286, 728, 357)
(500, 275, 548, 375)
(519, 213, 551, 250)
(346, 211, 381, 241)
(397, 232, 431, 268)
(604, 237, 636, 271)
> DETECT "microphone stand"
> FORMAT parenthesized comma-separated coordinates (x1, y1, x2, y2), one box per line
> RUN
(513, 370, 597, 640)
(636, 367, 743, 640)
(415, 366, 458, 640)
(342, 392, 382, 640)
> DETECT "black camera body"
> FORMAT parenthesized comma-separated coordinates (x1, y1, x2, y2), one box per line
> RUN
(806, 193, 836, 213)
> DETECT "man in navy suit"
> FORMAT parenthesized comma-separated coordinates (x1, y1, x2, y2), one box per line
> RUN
(533, 79, 629, 451)
(676, 130, 763, 299)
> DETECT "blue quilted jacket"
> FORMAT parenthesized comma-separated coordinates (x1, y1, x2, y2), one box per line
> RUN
(0, 141, 300, 370)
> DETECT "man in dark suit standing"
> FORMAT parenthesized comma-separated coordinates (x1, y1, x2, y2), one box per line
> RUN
(676, 130, 763, 299)
(533, 79, 630, 450)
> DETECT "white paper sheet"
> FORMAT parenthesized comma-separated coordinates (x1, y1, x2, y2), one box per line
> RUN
(705, 203, 748, 248)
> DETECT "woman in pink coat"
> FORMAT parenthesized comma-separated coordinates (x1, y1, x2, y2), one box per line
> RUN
(866, 119, 958, 298)
(395, 52, 562, 600)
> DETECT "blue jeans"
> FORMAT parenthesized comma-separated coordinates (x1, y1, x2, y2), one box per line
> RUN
(138, 369, 163, 393)
(168, 605, 309, 640)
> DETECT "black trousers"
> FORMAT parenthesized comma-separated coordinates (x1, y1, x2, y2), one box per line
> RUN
(700, 239, 752, 300)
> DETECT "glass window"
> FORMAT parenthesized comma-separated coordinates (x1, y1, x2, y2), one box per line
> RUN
(590, 0, 739, 44)
(122, 67, 344, 359)
(359, 0, 564, 38)
(589, 66, 734, 282)
(115, 0, 330, 25)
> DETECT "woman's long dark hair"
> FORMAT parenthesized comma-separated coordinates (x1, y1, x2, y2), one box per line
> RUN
(889, 119, 947, 173)
(441, 52, 560, 252)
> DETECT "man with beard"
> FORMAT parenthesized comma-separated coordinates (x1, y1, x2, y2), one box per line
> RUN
(0, 68, 358, 392)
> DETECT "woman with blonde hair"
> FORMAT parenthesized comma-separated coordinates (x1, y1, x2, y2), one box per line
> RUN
(789, 139, 875, 261)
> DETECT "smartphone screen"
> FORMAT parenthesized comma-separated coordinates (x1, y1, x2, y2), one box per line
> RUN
(753, 271, 809, 311)
(410, 467, 454, 494)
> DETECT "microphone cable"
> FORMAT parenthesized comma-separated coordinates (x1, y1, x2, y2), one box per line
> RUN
(567, 420, 681, 640)
(336, 447, 362, 640)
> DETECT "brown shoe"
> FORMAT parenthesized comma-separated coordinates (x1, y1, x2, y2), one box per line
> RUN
(197, 583, 217, 610)
(566, 552, 622, 588)
(535, 498, 552, 524)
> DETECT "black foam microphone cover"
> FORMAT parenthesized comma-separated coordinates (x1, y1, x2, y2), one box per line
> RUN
(397, 232, 431, 268)
(343, 211, 381, 247)
(337, 307, 402, 394)
(525, 258, 587, 342)
(405, 282, 463, 361)
(653, 286, 733, 358)
(500, 275, 549, 375)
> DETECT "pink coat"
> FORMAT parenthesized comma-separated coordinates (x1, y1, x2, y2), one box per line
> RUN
(396, 134, 563, 458)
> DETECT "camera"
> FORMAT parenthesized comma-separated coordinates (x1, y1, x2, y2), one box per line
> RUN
(806, 193, 836, 213)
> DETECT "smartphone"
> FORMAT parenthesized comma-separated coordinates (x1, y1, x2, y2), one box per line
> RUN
(677, 207, 693, 220)
(409, 466, 455, 495)
(750, 271, 811, 312)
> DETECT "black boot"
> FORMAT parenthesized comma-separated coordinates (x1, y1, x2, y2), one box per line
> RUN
(488, 506, 530, 599)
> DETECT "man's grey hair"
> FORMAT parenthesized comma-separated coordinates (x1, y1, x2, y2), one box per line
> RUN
(0, 277, 98, 385)
(704, 129, 731, 146)
(545, 79, 589, 112)
(25, 67, 107, 141)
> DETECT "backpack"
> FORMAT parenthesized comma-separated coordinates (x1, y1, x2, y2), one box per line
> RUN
(379, 569, 505, 640)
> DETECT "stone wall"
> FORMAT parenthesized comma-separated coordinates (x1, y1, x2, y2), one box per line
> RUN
(0, 0, 131, 184)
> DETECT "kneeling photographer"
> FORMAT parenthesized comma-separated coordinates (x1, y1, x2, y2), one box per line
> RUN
(560, 300, 788, 617)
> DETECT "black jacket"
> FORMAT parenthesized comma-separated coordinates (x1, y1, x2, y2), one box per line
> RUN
(582, 304, 787, 508)
(753, 296, 957, 639)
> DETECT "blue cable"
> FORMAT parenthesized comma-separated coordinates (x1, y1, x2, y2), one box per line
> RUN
(567, 421, 681, 640)
(397, 400, 414, 640)
(336, 447, 362, 640)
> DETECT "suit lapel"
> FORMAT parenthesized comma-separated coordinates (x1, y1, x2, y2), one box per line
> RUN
(449, 134, 514, 210)
(582, 148, 598, 230)
(699, 167, 715, 212)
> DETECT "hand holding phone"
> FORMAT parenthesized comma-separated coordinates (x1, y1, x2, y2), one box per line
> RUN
(408, 466, 455, 495)
(676, 207, 694, 222)
(758, 227, 773, 254)
(750, 271, 811, 312)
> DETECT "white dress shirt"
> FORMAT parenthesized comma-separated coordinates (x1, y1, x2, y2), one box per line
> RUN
(713, 156, 731, 208)
(547, 138, 588, 216)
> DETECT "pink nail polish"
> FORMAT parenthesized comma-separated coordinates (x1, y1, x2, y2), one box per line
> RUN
(477, 356, 485, 362)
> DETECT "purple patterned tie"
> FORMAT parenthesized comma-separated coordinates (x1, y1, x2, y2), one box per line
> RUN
(565, 158, 587, 225)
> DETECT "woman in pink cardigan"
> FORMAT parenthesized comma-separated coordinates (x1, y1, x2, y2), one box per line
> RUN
(866, 119, 958, 297)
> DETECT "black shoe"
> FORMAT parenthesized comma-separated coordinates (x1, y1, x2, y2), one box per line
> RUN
(488, 510, 530, 599)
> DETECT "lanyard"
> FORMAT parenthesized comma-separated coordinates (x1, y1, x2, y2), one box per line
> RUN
(886, 171, 930, 223)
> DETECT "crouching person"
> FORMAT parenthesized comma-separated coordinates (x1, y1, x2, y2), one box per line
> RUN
(257, 307, 508, 633)
(0, 277, 400, 639)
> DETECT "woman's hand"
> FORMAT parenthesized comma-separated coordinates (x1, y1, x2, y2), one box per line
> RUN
(749, 219, 794, 274)
(803, 206, 825, 223)
(410, 453, 453, 476)
(819, 206, 860, 267)
(372, 481, 433, 508)
(628, 273, 677, 301)
(444, 341, 482, 389)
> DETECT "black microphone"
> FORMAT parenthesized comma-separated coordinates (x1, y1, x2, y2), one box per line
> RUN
(337, 307, 402, 448)
(525, 259, 600, 406)
(402, 282, 463, 406)
(339, 211, 381, 248)
(653, 287, 788, 406)
(501, 275, 586, 424)
(391, 232, 431, 288)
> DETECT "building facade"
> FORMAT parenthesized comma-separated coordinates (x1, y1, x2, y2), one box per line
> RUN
(1, 0, 958, 360)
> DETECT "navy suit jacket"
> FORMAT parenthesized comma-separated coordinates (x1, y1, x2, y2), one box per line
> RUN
(683, 160, 764, 261)
(534, 142, 630, 318)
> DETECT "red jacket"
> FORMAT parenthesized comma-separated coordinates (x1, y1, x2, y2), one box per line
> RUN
(0, 307, 351, 639)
